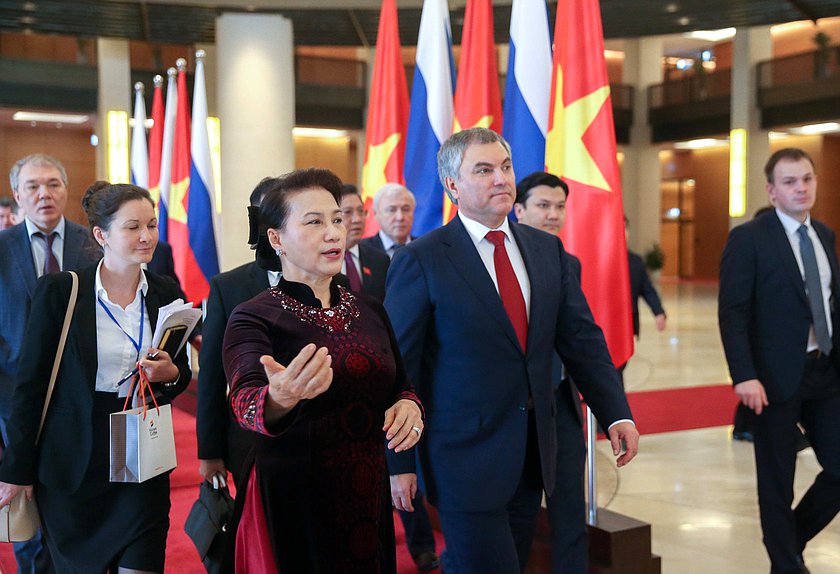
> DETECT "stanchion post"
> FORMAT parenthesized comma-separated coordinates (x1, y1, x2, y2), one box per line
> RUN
(587, 406, 598, 525)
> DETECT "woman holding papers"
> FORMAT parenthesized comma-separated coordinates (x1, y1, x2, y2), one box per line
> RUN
(222, 168, 424, 573)
(0, 181, 192, 573)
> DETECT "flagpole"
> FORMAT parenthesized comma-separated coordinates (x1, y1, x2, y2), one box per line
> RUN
(587, 406, 598, 524)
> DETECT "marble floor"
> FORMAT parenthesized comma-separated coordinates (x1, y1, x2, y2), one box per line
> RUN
(589, 281, 840, 573)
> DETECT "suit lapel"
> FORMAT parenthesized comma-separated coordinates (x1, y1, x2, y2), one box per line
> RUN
(442, 218, 523, 352)
(11, 224, 38, 296)
(62, 222, 83, 271)
(766, 214, 808, 307)
(247, 262, 271, 296)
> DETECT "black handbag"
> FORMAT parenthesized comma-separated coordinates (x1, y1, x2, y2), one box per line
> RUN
(185, 479, 235, 574)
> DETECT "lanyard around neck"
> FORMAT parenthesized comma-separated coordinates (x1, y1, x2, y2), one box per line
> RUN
(97, 294, 145, 359)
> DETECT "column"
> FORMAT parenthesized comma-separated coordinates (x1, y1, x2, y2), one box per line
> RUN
(621, 36, 663, 253)
(217, 13, 295, 270)
(730, 26, 772, 228)
(96, 38, 131, 182)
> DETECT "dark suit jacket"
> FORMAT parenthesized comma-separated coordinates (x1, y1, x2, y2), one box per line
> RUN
(384, 217, 632, 513)
(628, 250, 665, 337)
(0, 220, 100, 420)
(147, 240, 180, 288)
(196, 261, 269, 474)
(719, 212, 840, 402)
(357, 243, 390, 303)
(0, 265, 191, 493)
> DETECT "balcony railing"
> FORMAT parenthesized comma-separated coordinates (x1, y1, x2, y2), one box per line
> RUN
(648, 68, 731, 109)
(758, 46, 840, 90)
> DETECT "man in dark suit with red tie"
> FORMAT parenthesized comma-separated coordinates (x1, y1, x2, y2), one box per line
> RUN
(719, 148, 840, 574)
(0, 153, 101, 574)
(338, 185, 391, 302)
(385, 128, 638, 573)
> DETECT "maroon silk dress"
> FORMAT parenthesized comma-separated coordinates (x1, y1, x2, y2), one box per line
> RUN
(224, 278, 421, 574)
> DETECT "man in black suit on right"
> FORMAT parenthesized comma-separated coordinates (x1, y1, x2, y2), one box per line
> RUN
(719, 147, 840, 574)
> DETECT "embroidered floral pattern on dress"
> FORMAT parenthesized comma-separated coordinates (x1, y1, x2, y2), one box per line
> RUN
(269, 285, 360, 333)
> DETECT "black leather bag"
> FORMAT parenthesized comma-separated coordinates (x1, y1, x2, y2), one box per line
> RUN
(185, 480, 234, 574)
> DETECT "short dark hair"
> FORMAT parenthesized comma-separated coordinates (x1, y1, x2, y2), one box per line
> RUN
(764, 148, 815, 183)
(338, 183, 361, 202)
(255, 168, 344, 269)
(82, 181, 154, 232)
(250, 177, 279, 207)
(515, 171, 569, 205)
(0, 196, 17, 212)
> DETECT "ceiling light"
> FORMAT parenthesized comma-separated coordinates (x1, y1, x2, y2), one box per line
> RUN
(790, 122, 840, 135)
(293, 127, 349, 139)
(13, 111, 90, 124)
(22, 1, 36, 10)
(673, 138, 728, 150)
(769, 131, 789, 140)
(678, 16, 691, 26)
(664, 3, 679, 13)
(684, 28, 736, 42)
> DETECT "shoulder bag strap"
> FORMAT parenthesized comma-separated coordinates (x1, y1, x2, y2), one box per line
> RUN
(35, 271, 79, 444)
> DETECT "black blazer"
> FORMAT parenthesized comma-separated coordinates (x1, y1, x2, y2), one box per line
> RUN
(359, 233, 417, 259)
(357, 243, 390, 303)
(719, 212, 840, 402)
(196, 262, 269, 466)
(147, 240, 180, 288)
(628, 250, 664, 337)
(0, 264, 191, 493)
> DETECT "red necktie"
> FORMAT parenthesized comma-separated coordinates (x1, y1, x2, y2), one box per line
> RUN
(485, 230, 527, 351)
(344, 250, 363, 293)
(36, 231, 61, 275)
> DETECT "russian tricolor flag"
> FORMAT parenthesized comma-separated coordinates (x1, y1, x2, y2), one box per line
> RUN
(404, 0, 455, 236)
(502, 0, 552, 187)
(187, 50, 220, 297)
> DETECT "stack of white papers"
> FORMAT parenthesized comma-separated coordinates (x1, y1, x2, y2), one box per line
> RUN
(151, 299, 202, 358)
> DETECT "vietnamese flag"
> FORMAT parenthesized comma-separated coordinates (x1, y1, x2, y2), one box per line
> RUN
(545, 0, 633, 367)
(447, 0, 502, 223)
(361, 0, 409, 237)
(148, 75, 164, 220)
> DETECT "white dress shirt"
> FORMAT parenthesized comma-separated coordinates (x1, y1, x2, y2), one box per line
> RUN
(94, 261, 152, 394)
(776, 209, 834, 351)
(379, 230, 412, 259)
(25, 216, 65, 277)
(457, 211, 531, 318)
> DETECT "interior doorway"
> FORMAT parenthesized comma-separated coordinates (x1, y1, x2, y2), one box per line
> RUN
(660, 177, 695, 278)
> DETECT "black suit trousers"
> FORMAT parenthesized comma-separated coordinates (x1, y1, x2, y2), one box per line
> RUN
(753, 354, 840, 573)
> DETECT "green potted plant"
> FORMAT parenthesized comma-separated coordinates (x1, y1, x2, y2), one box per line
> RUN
(645, 242, 665, 282)
(813, 31, 832, 78)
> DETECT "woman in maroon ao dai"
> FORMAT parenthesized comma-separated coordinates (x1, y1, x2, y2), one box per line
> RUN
(223, 169, 423, 574)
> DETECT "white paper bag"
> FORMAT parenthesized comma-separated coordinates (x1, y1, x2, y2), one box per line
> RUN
(110, 403, 177, 483)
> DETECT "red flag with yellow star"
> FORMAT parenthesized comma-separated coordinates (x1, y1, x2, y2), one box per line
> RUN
(361, 0, 410, 237)
(447, 0, 502, 223)
(545, 0, 633, 367)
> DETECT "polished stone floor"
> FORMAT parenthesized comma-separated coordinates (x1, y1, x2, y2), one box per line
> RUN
(589, 281, 840, 573)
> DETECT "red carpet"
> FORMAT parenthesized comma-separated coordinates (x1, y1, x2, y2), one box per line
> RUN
(0, 407, 441, 573)
(0, 384, 733, 572)
(625, 384, 740, 436)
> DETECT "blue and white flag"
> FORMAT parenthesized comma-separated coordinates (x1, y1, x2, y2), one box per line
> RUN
(188, 51, 220, 283)
(404, 0, 455, 235)
(158, 68, 177, 243)
(502, 0, 552, 190)
(130, 83, 149, 189)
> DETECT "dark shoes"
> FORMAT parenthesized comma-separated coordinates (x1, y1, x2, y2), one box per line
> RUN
(732, 430, 754, 442)
(414, 551, 441, 572)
